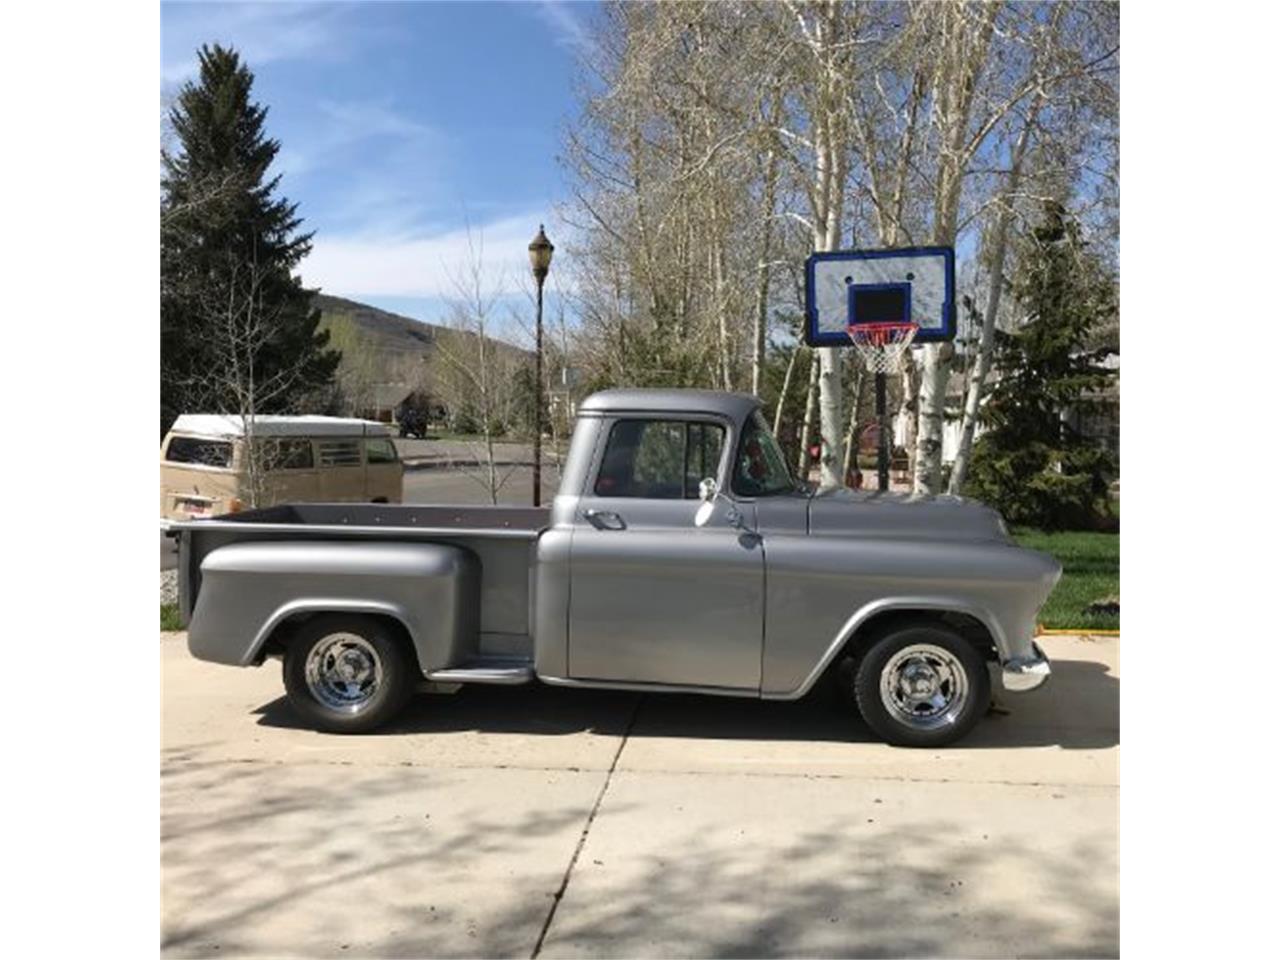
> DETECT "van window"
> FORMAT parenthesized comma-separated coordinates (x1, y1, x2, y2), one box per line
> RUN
(365, 438, 398, 464)
(166, 436, 233, 468)
(317, 439, 362, 467)
(256, 438, 314, 471)
(594, 420, 725, 499)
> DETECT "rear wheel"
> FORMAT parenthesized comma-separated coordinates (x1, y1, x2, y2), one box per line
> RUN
(853, 623, 989, 747)
(282, 615, 416, 733)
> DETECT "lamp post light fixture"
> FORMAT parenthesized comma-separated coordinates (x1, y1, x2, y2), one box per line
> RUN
(528, 225, 554, 507)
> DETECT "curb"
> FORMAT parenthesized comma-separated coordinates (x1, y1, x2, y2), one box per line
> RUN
(1036, 627, 1120, 637)
(401, 458, 534, 472)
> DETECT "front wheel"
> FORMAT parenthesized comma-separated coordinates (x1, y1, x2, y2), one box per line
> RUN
(853, 624, 990, 747)
(282, 615, 416, 733)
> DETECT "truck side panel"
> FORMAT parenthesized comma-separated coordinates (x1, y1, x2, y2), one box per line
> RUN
(187, 540, 479, 673)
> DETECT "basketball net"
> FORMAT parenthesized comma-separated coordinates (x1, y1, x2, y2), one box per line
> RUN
(846, 321, 919, 375)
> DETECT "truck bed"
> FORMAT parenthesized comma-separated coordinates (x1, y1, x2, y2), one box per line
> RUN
(175, 503, 552, 653)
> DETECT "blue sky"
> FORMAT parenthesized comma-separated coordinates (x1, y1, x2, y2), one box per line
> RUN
(161, 0, 593, 330)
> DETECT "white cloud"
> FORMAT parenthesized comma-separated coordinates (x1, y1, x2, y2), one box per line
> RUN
(160, 1, 358, 88)
(534, 0, 596, 55)
(300, 214, 550, 300)
(270, 98, 440, 183)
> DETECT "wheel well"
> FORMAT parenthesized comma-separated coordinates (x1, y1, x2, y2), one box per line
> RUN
(256, 610, 422, 671)
(835, 608, 998, 671)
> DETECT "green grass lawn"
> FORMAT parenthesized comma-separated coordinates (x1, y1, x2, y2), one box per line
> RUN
(161, 603, 182, 631)
(1011, 528, 1119, 631)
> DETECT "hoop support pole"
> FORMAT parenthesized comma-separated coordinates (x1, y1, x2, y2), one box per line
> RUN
(876, 372, 888, 491)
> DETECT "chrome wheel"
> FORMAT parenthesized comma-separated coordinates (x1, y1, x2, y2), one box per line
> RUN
(879, 643, 970, 731)
(304, 632, 384, 713)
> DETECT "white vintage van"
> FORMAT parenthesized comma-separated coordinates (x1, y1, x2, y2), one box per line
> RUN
(160, 415, 403, 522)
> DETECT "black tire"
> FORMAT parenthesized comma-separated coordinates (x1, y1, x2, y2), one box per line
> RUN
(282, 614, 417, 733)
(853, 623, 990, 747)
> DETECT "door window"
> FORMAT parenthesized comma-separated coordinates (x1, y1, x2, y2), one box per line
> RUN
(365, 437, 399, 464)
(594, 420, 725, 499)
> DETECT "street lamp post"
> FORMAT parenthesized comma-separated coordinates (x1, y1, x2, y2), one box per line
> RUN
(528, 225, 554, 507)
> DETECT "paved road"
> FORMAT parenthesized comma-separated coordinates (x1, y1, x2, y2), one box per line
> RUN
(160, 633, 1118, 958)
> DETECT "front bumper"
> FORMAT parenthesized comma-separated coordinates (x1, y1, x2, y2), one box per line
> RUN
(1001, 641, 1051, 692)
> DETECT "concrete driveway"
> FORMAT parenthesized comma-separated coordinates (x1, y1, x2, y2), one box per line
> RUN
(161, 633, 1118, 959)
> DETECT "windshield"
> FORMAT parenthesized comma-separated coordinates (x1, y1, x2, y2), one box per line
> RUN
(732, 410, 797, 497)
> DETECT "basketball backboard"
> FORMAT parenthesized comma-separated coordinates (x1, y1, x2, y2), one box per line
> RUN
(804, 246, 955, 347)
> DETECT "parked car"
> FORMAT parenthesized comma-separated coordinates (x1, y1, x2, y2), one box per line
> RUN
(397, 406, 429, 439)
(160, 415, 403, 522)
(171, 390, 1056, 747)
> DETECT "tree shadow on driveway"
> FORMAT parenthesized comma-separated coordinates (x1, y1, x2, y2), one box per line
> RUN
(252, 656, 1117, 750)
(162, 756, 1117, 958)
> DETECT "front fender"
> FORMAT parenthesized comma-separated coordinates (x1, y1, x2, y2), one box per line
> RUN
(764, 595, 1008, 701)
(186, 540, 479, 674)
(759, 536, 1061, 697)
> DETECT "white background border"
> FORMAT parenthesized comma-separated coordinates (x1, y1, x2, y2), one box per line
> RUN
(4, 2, 1278, 955)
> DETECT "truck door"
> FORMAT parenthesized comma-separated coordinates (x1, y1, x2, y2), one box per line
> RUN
(567, 417, 763, 690)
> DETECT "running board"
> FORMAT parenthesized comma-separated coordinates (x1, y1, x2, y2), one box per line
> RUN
(425, 661, 534, 685)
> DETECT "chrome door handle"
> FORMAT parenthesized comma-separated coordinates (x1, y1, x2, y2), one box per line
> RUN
(583, 509, 626, 530)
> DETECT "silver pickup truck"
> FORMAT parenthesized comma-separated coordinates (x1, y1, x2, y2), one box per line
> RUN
(174, 389, 1057, 747)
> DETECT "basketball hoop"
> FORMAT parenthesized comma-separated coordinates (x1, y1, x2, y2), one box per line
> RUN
(846, 321, 919, 375)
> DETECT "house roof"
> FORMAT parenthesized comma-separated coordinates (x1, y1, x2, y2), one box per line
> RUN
(368, 383, 414, 408)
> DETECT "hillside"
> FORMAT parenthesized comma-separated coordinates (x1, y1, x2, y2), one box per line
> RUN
(313, 293, 530, 392)
(314, 294, 443, 359)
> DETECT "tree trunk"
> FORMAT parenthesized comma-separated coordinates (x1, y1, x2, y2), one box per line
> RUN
(841, 366, 866, 480)
(912, 2, 997, 494)
(773, 341, 801, 437)
(797, 351, 820, 477)
(813, 122, 846, 488)
(751, 130, 779, 397)
(949, 44, 1052, 493)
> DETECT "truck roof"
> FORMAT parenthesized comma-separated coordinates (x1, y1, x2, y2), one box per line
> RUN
(577, 389, 762, 421)
(169, 415, 392, 439)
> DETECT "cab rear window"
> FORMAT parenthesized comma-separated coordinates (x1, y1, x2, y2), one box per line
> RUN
(594, 419, 725, 499)
(166, 436, 232, 468)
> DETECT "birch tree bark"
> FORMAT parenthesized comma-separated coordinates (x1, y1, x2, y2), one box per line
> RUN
(841, 366, 866, 481)
(947, 3, 1065, 493)
(797, 350, 820, 477)
(913, 1, 998, 494)
(784, 0, 856, 487)
(751, 92, 782, 397)
(947, 100, 1042, 494)
(773, 340, 801, 437)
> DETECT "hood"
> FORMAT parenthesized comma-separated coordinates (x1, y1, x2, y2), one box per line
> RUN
(807, 488, 1009, 542)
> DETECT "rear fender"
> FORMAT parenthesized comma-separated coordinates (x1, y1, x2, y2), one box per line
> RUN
(186, 540, 479, 673)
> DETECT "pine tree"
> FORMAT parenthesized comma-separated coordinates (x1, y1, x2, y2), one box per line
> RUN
(161, 44, 338, 435)
(963, 203, 1118, 530)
